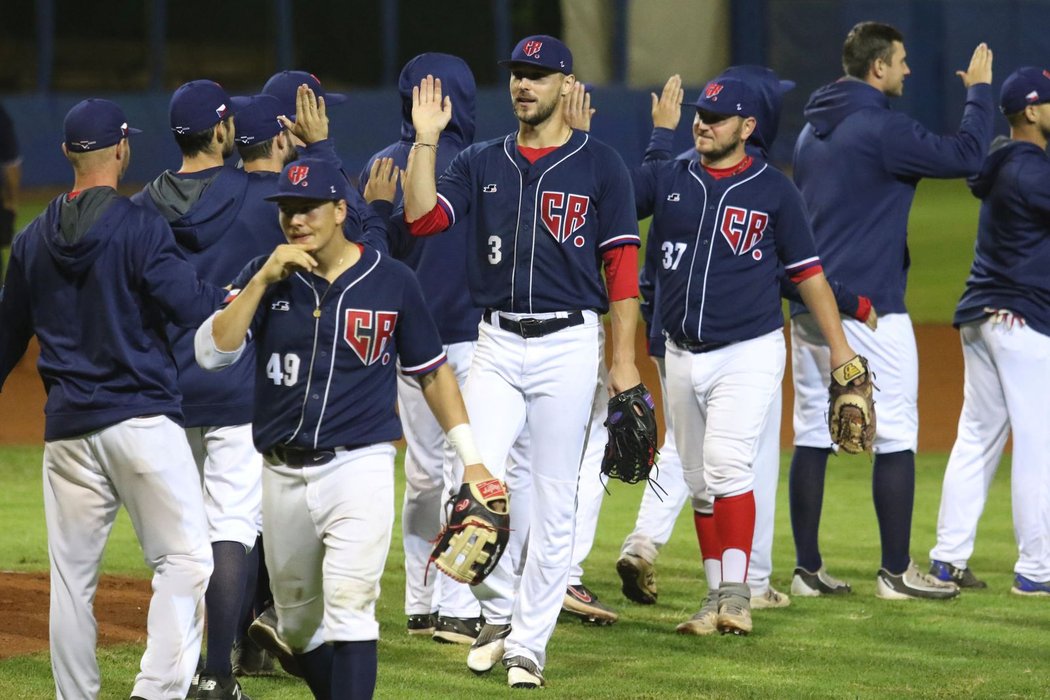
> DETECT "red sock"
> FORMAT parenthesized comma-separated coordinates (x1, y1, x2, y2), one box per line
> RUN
(714, 491, 756, 581)
(693, 510, 721, 560)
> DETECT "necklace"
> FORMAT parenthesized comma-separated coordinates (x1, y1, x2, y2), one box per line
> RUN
(312, 244, 354, 318)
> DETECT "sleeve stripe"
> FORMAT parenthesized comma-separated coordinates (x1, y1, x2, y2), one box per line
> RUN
(436, 193, 456, 225)
(784, 256, 821, 271)
(599, 234, 642, 249)
(401, 351, 447, 375)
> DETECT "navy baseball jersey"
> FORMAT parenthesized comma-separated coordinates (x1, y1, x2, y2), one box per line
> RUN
(0, 189, 224, 440)
(955, 137, 1050, 336)
(432, 130, 640, 314)
(635, 157, 820, 345)
(226, 245, 446, 453)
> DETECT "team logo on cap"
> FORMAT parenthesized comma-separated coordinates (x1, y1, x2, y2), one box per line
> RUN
(216, 103, 228, 120)
(287, 165, 309, 186)
(523, 40, 543, 57)
(1026, 90, 1040, 104)
(705, 83, 724, 99)
(120, 122, 129, 136)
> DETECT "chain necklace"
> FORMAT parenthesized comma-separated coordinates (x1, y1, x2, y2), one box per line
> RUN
(312, 244, 352, 318)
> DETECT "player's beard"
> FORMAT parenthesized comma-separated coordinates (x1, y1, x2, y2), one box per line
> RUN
(697, 120, 745, 163)
(514, 92, 560, 127)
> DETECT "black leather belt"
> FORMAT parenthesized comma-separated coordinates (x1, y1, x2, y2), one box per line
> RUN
(485, 310, 585, 339)
(265, 444, 341, 467)
(673, 338, 731, 354)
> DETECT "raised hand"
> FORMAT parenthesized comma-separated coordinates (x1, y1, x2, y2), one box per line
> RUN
(564, 82, 595, 132)
(412, 75, 452, 145)
(278, 84, 329, 145)
(956, 42, 992, 88)
(363, 157, 401, 204)
(651, 74, 684, 130)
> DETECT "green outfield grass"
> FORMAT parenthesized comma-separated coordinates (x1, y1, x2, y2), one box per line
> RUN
(14, 177, 980, 325)
(2, 446, 1048, 699)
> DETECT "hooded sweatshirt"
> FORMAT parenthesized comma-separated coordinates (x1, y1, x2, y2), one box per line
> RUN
(791, 78, 994, 315)
(0, 188, 224, 440)
(359, 52, 483, 344)
(132, 166, 269, 426)
(954, 136, 1050, 336)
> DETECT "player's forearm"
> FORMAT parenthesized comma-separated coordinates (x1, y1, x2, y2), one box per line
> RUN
(419, 365, 492, 480)
(403, 139, 440, 222)
(608, 296, 642, 393)
(211, 277, 267, 352)
(797, 273, 855, 367)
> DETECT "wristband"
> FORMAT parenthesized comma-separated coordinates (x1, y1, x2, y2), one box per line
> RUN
(412, 142, 437, 150)
(447, 423, 483, 466)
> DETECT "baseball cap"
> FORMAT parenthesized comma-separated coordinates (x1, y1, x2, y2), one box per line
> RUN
(233, 94, 284, 146)
(694, 77, 761, 119)
(498, 35, 573, 74)
(262, 71, 348, 117)
(999, 66, 1050, 114)
(170, 80, 236, 135)
(63, 98, 142, 152)
(264, 158, 347, 202)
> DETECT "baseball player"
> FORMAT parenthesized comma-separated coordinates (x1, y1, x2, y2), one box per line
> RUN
(131, 79, 274, 700)
(358, 52, 486, 644)
(402, 35, 642, 688)
(0, 99, 220, 699)
(790, 23, 994, 600)
(196, 156, 498, 699)
(0, 100, 19, 283)
(928, 67, 1050, 596)
(262, 70, 389, 254)
(635, 71, 862, 636)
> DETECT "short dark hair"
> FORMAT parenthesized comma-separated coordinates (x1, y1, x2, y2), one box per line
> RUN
(237, 137, 274, 163)
(842, 22, 904, 79)
(173, 117, 231, 158)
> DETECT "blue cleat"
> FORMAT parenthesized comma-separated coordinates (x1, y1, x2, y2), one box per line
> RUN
(1010, 574, 1050, 597)
(929, 560, 987, 589)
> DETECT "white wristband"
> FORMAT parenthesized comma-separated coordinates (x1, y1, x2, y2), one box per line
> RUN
(447, 423, 483, 466)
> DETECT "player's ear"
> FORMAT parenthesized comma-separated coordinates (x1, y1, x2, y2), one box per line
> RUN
(333, 199, 347, 226)
(562, 73, 576, 96)
(741, 116, 757, 141)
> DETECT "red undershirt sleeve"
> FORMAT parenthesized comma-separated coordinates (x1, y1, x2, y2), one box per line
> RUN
(602, 245, 640, 301)
(789, 264, 823, 285)
(404, 203, 450, 236)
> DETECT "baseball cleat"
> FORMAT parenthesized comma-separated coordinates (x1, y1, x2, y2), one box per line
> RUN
(466, 622, 511, 674)
(247, 606, 304, 678)
(750, 585, 791, 609)
(1010, 573, 1050, 597)
(187, 656, 204, 697)
(195, 672, 251, 700)
(716, 582, 753, 635)
(675, 589, 719, 636)
(561, 584, 619, 625)
(504, 655, 546, 689)
(406, 612, 437, 636)
(875, 561, 959, 600)
(432, 615, 483, 644)
(791, 566, 853, 597)
(616, 552, 658, 604)
(231, 636, 275, 677)
(929, 560, 987, 589)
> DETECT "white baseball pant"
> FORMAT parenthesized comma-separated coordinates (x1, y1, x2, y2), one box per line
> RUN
(43, 416, 212, 700)
(570, 334, 609, 587)
(930, 315, 1050, 580)
(185, 423, 262, 549)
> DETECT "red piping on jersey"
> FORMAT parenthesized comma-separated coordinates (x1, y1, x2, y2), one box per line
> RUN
(789, 264, 823, 284)
(603, 244, 640, 301)
(517, 145, 559, 164)
(703, 155, 753, 180)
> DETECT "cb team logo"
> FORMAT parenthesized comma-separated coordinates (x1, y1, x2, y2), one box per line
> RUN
(719, 206, 769, 260)
(344, 309, 398, 365)
(287, 165, 309, 186)
(541, 191, 590, 248)
(523, 40, 543, 57)
(705, 82, 724, 99)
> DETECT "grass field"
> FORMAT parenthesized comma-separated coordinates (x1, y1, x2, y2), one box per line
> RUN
(1, 446, 1048, 698)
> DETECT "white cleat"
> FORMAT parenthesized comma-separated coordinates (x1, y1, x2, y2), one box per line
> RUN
(504, 655, 545, 689)
(466, 623, 511, 674)
(875, 561, 959, 600)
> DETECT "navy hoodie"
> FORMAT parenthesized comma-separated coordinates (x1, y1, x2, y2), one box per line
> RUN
(359, 53, 483, 344)
(792, 78, 994, 315)
(133, 166, 277, 427)
(954, 136, 1050, 336)
(0, 189, 224, 440)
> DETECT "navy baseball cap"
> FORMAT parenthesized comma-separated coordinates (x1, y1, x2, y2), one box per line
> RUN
(170, 80, 236, 135)
(694, 77, 761, 119)
(264, 158, 347, 202)
(233, 94, 284, 146)
(499, 35, 573, 74)
(1000, 66, 1050, 114)
(63, 99, 142, 152)
(262, 71, 348, 116)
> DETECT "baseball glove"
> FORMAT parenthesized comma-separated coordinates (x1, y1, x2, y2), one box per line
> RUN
(601, 383, 659, 484)
(828, 355, 876, 454)
(429, 478, 510, 586)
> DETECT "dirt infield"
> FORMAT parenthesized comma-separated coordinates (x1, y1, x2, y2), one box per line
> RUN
(0, 324, 963, 449)
(0, 571, 150, 659)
